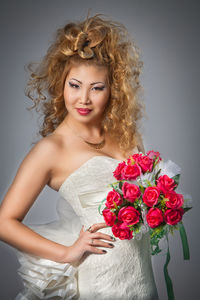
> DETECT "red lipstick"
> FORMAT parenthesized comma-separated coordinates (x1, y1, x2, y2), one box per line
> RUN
(76, 108, 92, 115)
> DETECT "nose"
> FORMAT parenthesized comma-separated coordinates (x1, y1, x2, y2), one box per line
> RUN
(79, 87, 91, 104)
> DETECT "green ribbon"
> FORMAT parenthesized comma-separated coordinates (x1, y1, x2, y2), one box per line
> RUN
(179, 222, 190, 260)
(164, 235, 174, 300)
(163, 222, 190, 300)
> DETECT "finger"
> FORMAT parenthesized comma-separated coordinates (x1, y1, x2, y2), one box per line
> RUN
(91, 222, 108, 232)
(89, 239, 114, 248)
(86, 245, 107, 255)
(80, 225, 85, 233)
(99, 222, 109, 227)
(91, 232, 115, 241)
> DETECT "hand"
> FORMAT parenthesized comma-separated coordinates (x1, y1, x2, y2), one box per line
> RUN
(65, 222, 116, 265)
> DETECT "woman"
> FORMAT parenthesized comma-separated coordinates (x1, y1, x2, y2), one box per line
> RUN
(0, 13, 159, 299)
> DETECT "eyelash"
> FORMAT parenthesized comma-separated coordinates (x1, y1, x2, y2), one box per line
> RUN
(69, 82, 105, 91)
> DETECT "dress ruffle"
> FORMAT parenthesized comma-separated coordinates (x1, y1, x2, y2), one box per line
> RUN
(14, 197, 82, 300)
(15, 251, 78, 300)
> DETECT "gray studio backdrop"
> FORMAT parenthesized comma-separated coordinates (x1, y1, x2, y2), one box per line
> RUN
(0, 1, 199, 299)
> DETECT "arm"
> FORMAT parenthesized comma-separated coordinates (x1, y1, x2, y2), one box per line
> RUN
(0, 138, 69, 263)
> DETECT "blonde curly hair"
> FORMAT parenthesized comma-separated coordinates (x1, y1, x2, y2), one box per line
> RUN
(26, 13, 146, 157)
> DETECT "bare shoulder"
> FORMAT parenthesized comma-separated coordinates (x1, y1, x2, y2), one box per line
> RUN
(124, 135, 145, 158)
(16, 135, 61, 176)
(30, 134, 62, 155)
(27, 134, 66, 177)
(136, 133, 145, 154)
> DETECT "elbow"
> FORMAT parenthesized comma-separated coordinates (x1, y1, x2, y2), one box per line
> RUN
(0, 215, 20, 242)
(0, 216, 10, 240)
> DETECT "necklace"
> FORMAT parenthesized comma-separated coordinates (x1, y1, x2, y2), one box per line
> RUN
(66, 122, 106, 150)
(84, 138, 105, 149)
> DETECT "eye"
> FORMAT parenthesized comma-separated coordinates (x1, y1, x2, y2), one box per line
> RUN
(93, 86, 105, 91)
(69, 82, 79, 89)
(68, 82, 105, 91)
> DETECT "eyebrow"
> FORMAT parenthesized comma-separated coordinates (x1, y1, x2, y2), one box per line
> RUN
(69, 78, 105, 85)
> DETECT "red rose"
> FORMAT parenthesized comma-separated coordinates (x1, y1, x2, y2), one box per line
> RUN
(137, 155, 154, 173)
(164, 208, 184, 225)
(105, 189, 123, 209)
(127, 153, 143, 165)
(156, 175, 177, 193)
(164, 191, 184, 209)
(118, 206, 140, 225)
(102, 209, 116, 226)
(121, 164, 141, 180)
(146, 207, 164, 228)
(122, 182, 141, 203)
(113, 161, 127, 180)
(143, 186, 160, 207)
(112, 222, 133, 240)
(146, 150, 162, 162)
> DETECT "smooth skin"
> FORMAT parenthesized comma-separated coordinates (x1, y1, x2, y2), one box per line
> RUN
(0, 64, 145, 267)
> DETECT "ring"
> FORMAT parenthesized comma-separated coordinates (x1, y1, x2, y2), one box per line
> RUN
(86, 226, 92, 232)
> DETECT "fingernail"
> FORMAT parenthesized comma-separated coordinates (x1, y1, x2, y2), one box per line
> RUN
(109, 243, 114, 247)
(102, 250, 107, 253)
(110, 236, 116, 241)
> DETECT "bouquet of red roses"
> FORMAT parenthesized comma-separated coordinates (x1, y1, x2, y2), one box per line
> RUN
(98, 150, 192, 300)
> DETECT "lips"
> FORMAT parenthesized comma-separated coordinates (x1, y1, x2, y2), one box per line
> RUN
(77, 108, 92, 112)
(76, 108, 92, 115)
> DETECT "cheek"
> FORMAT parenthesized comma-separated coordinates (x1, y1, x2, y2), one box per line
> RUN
(64, 88, 76, 104)
(100, 92, 110, 108)
(97, 89, 110, 103)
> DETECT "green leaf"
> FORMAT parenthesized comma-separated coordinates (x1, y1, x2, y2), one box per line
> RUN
(155, 156, 159, 162)
(155, 168, 161, 181)
(139, 185, 145, 193)
(171, 174, 180, 187)
(98, 198, 106, 215)
(183, 207, 192, 214)
(119, 181, 123, 189)
(113, 201, 119, 210)
(150, 224, 169, 256)
(114, 188, 123, 195)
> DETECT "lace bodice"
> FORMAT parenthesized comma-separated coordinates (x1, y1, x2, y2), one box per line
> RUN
(58, 155, 122, 228)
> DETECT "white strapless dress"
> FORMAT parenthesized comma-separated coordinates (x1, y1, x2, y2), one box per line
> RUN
(14, 155, 159, 300)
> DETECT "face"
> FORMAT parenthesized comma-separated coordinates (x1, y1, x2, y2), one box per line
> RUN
(63, 63, 110, 124)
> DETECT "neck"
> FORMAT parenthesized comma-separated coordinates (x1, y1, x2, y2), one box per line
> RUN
(64, 115, 104, 140)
